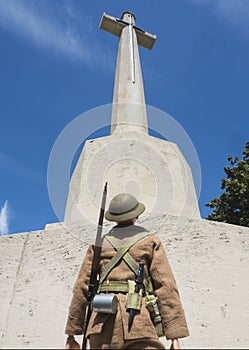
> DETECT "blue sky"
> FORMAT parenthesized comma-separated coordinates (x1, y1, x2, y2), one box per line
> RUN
(0, 0, 248, 235)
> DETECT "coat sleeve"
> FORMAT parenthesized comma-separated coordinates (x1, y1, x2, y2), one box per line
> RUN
(149, 236, 190, 340)
(65, 245, 93, 335)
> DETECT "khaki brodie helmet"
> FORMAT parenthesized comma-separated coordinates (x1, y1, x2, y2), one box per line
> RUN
(105, 193, 145, 222)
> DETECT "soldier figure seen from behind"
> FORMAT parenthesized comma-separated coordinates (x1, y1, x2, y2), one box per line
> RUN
(65, 192, 189, 349)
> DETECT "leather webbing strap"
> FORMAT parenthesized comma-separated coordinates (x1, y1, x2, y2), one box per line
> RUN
(104, 233, 154, 294)
(106, 236, 140, 276)
(99, 231, 150, 285)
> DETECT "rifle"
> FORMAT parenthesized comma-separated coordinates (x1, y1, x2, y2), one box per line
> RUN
(82, 183, 108, 349)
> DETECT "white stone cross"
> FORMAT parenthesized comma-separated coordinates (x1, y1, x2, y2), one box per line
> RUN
(99, 12, 157, 135)
(100, 12, 156, 83)
(99, 11, 156, 49)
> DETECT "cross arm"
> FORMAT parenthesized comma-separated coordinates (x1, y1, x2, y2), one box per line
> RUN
(136, 27, 157, 50)
(99, 13, 157, 50)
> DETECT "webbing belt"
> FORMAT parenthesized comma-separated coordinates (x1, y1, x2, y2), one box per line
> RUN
(99, 231, 151, 286)
(99, 279, 154, 294)
(100, 280, 130, 293)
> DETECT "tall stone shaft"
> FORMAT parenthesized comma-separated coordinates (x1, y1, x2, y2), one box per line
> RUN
(100, 12, 156, 134)
(64, 12, 200, 224)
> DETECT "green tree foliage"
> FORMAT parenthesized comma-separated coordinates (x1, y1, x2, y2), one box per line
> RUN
(206, 141, 249, 227)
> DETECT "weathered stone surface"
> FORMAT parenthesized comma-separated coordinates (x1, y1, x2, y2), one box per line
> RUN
(65, 133, 200, 225)
(0, 216, 248, 349)
(0, 233, 27, 344)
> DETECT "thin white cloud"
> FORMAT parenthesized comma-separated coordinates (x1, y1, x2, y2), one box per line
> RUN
(0, 201, 9, 236)
(0, 0, 114, 68)
(189, 0, 249, 35)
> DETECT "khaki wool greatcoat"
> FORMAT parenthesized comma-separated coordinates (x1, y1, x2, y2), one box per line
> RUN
(65, 225, 189, 345)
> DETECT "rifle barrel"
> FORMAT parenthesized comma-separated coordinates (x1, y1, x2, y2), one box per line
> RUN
(82, 183, 108, 349)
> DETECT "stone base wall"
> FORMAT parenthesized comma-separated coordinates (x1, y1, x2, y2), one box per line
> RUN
(0, 216, 248, 349)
